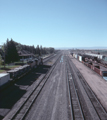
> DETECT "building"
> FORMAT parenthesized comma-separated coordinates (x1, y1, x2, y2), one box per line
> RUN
(18, 50, 35, 61)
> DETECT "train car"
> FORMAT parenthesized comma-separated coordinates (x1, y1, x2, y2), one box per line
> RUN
(77, 55, 79, 61)
(79, 54, 107, 81)
(93, 65, 101, 75)
(71, 53, 73, 56)
(6, 57, 43, 81)
(92, 63, 99, 70)
(94, 66, 107, 81)
(75, 54, 78, 59)
(79, 55, 82, 62)
(0, 73, 10, 86)
(39, 58, 43, 65)
(87, 62, 93, 69)
(34, 58, 38, 66)
(7, 69, 19, 79)
(82, 56, 85, 62)
(7, 65, 31, 80)
(27, 60, 34, 68)
(84, 62, 89, 66)
(24, 65, 31, 72)
(15, 66, 25, 75)
(27, 60, 36, 68)
(102, 71, 107, 80)
(27, 57, 43, 68)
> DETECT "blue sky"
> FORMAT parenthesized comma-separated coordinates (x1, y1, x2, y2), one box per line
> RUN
(0, 0, 107, 48)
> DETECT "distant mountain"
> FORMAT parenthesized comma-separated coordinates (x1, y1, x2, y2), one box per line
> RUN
(55, 47, 107, 50)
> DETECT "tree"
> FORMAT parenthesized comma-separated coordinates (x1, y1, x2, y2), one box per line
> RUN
(43, 47, 46, 54)
(49, 47, 55, 53)
(36, 45, 40, 55)
(16, 44, 22, 51)
(0, 54, 2, 69)
(40, 45, 43, 56)
(10, 39, 19, 62)
(32, 45, 35, 54)
(5, 39, 19, 63)
(1, 43, 6, 68)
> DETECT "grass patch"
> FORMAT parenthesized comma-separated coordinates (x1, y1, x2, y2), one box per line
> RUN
(0, 65, 20, 71)
(0, 70, 5, 73)
(41, 54, 50, 58)
(6, 65, 20, 69)
(14, 61, 27, 64)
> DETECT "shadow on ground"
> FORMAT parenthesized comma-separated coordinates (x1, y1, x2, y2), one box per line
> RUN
(0, 65, 51, 119)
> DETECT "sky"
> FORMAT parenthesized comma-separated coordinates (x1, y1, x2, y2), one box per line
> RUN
(0, 0, 107, 48)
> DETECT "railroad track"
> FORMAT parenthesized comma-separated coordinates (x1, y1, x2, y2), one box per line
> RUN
(67, 55, 107, 120)
(66, 58, 84, 120)
(0, 53, 59, 94)
(43, 53, 57, 63)
(3, 55, 61, 120)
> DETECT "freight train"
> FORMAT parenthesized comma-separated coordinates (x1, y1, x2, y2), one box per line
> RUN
(7, 57, 43, 80)
(71, 52, 107, 80)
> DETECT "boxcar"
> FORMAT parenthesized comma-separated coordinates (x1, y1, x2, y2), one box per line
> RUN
(7, 69, 19, 79)
(0, 73, 10, 86)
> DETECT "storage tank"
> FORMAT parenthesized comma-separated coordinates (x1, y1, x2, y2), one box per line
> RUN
(0, 73, 10, 86)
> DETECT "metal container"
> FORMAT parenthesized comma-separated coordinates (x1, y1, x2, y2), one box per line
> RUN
(75, 54, 77, 59)
(82, 61, 85, 64)
(7, 69, 19, 79)
(92, 65, 107, 78)
(73, 53, 75, 58)
(92, 64, 100, 70)
(23, 65, 30, 72)
(85, 58, 88, 62)
(88, 62, 93, 69)
(99, 55, 103, 59)
(0, 73, 10, 86)
(14, 67, 23, 76)
(100, 66, 107, 76)
(84, 62, 88, 66)
(79, 56, 82, 62)
(77, 55, 79, 61)
(34, 58, 38, 65)
(93, 66, 101, 75)
(103, 71, 107, 80)
(71, 53, 73, 56)
(28, 60, 36, 68)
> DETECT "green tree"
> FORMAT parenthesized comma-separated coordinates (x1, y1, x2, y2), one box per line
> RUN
(43, 47, 46, 54)
(5, 39, 19, 63)
(36, 45, 40, 55)
(1, 43, 6, 68)
(49, 47, 55, 53)
(0, 54, 2, 69)
(40, 45, 43, 56)
(32, 45, 35, 54)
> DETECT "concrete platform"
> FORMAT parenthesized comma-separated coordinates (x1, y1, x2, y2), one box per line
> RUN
(70, 55, 107, 111)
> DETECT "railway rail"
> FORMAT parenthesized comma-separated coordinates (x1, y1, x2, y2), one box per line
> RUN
(0, 53, 59, 92)
(3, 54, 61, 120)
(66, 58, 84, 120)
(43, 53, 58, 64)
(67, 55, 107, 120)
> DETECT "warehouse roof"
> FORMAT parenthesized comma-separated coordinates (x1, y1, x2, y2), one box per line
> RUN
(18, 50, 35, 57)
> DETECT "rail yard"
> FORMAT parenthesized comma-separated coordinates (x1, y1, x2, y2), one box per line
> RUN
(1, 50, 107, 120)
